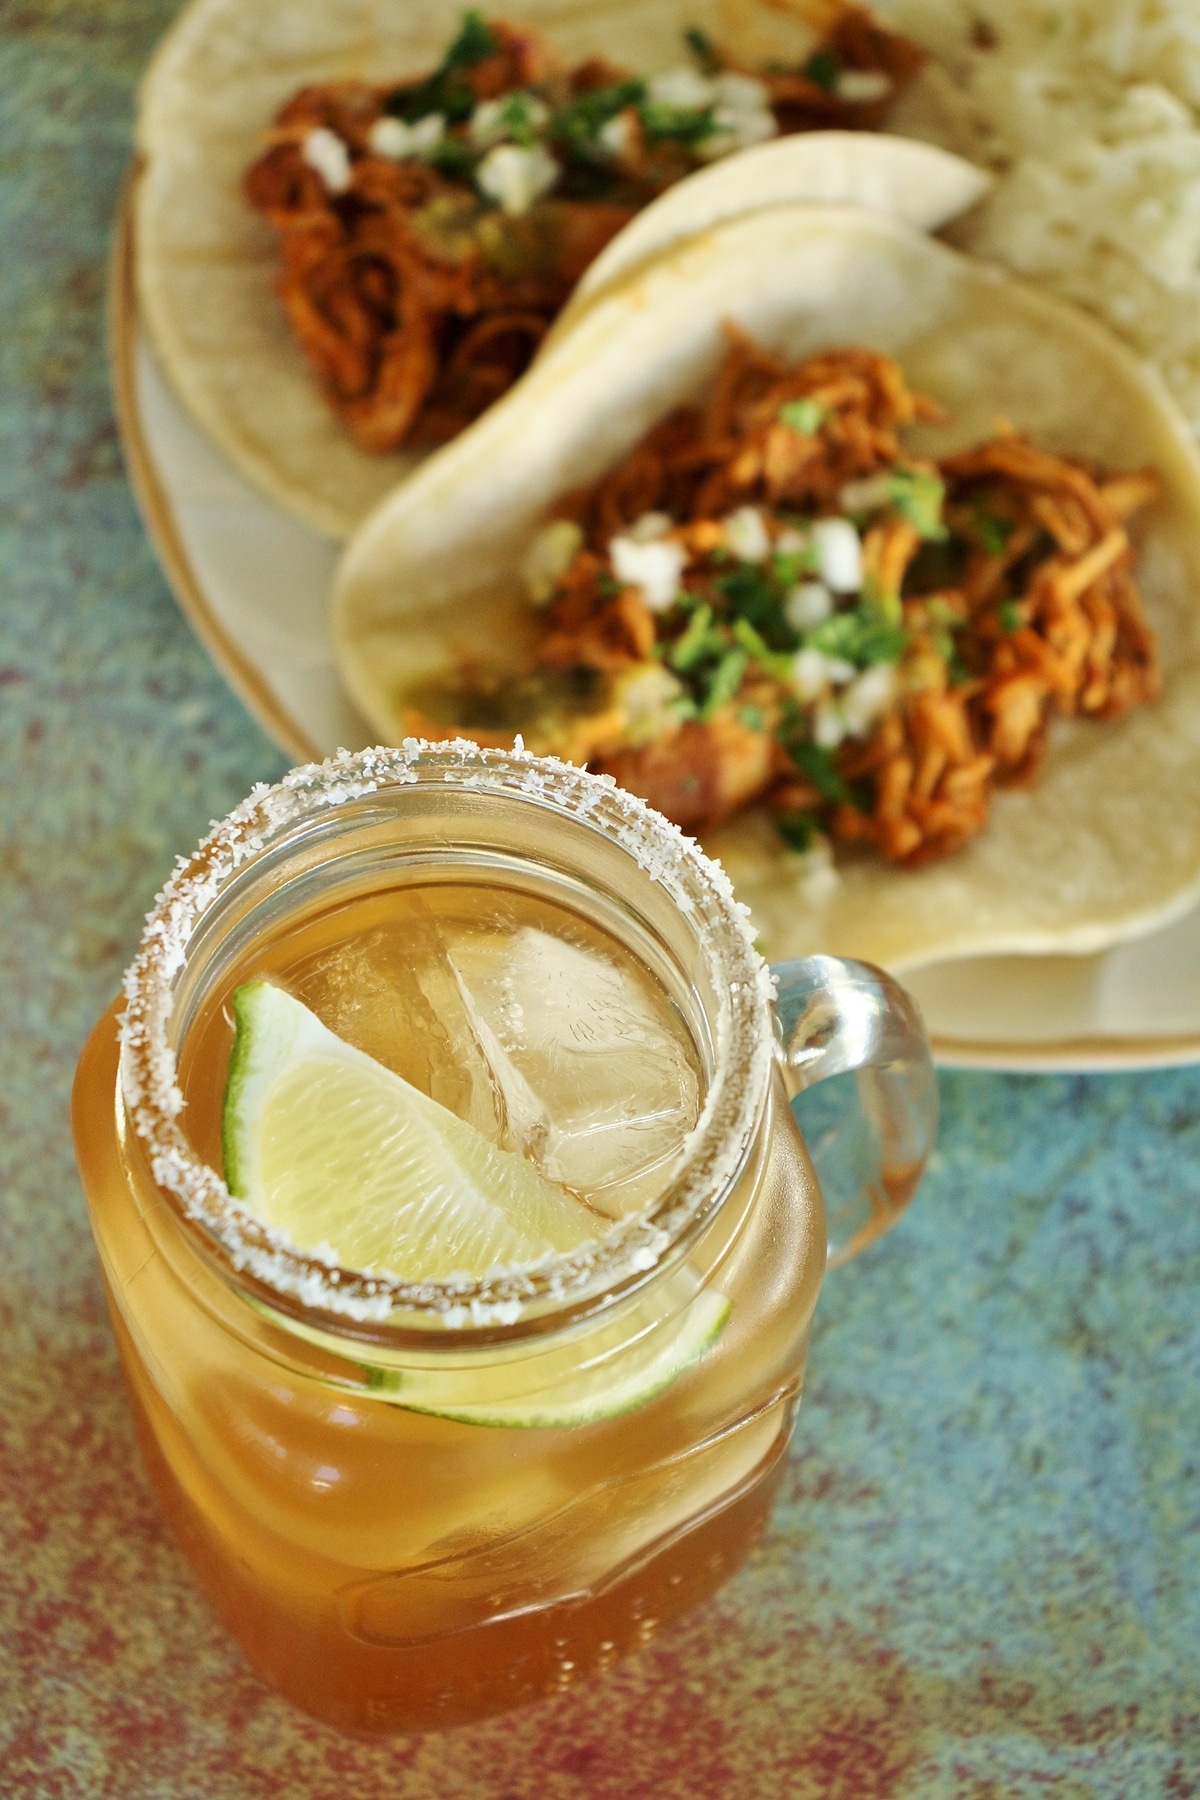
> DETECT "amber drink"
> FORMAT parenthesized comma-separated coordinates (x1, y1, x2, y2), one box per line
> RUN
(73, 743, 935, 1733)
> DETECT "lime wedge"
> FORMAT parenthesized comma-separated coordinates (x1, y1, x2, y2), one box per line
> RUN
(368, 1283, 731, 1428)
(222, 981, 603, 1280)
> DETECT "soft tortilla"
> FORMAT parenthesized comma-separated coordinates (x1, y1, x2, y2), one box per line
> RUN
(334, 204, 1200, 971)
(136, 0, 987, 540)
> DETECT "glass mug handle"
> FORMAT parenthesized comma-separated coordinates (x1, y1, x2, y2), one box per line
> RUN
(770, 956, 938, 1267)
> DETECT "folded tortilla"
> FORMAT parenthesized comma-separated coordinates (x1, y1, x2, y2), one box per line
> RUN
(135, 0, 988, 539)
(334, 204, 1200, 970)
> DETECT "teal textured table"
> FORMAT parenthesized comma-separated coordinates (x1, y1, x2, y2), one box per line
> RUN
(2, 7, 1198, 1794)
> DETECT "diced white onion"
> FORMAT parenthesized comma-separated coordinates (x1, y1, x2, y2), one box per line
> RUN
(597, 110, 636, 159)
(841, 664, 899, 736)
(697, 106, 778, 159)
(813, 700, 848, 748)
(835, 69, 892, 104)
(811, 518, 863, 593)
(713, 73, 771, 113)
(785, 581, 834, 631)
(647, 67, 716, 108)
(302, 127, 353, 193)
(477, 142, 559, 215)
(724, 505, 771, 562)
(609, 535, 687, 612)
(369, 112, 446, 159)
(613, 663, 685, 745)
(628, 510, 673, 542)
(790, 647, 853, 702)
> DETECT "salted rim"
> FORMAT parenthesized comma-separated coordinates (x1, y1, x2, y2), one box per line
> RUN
(118, 740, 776, 1327)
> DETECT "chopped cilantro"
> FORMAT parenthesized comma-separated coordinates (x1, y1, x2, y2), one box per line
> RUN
(732, 617, 792, 677)
(669, 603, 721, 670)
(807, 607, 906, 667)
(444, 10, 499, 69)
(685, 26, 721, 74)
(597, 571, 621, 598)
(715, 564, 793, 648)
(492, 92, 544, 146)
(773, 547, 814, 587)
(552, 79, 646, 163)
(776, 811, 819, 852)
(889, 469, 947, 540)
(738, 703, 766, 732)
(789, 740, 851, 803)
(639, 100, 716, 144)
(998, 600, 1022, 633)
(804, 48, 841, 91)
(976, 510, 1013, 557)
(384, 12, 499, 124)
(778, 398, 825, 436)
(700, 648, 748, 716)
(864, 585, 903, 625)
(424, 137, 476, 179)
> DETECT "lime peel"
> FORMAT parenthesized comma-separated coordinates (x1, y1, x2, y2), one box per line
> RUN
(221, 980, 604, 1281)
(365, 1287, 731, 1427)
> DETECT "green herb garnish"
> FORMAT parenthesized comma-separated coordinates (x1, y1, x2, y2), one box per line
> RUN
(700, 648, 749, 716)
(779, 398, 825, 436)
(776, 811, 819, 852)
(889, 469, 947, 541)
(804, 49, 841, 92)
(669, 603, 722, 671)
(639, 100, 716, 145)
(807, 607, 906, 668)
(977, 511, 1013, 557)
(998, 600, 1023, 633)
(715, 565, 794, 648)
(424, 137, 476, 179)
(552, 80, 646, 163)
(789, 741, 851, 803)
(732, 617, 792, 678)
(685, 26, 721, 74)
(384, 10, 499, 124)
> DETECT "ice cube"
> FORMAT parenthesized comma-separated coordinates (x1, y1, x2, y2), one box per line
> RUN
(295, 918, 505, 1142)
(443, 925, 701, 1218)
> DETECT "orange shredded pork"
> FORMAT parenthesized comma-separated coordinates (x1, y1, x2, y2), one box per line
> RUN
(409, 331, 1161, 867)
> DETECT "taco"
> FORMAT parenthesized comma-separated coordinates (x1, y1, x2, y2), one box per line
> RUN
(333, 205, 1200, 971)
(135, 0, 987, 538)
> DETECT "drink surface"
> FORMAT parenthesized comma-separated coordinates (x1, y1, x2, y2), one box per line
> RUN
(179, 880, 704, 1248)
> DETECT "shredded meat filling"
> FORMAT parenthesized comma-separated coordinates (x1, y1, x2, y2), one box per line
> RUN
(245, 8, 922, 452)
(409, 331, 1161, 867)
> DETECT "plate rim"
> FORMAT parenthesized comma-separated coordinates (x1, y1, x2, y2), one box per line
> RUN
(107, 167, 1200, 1075)
(109, 164, 321, 765)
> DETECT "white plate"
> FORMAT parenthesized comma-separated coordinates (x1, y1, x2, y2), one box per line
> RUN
(110, 179, 1200, 1072)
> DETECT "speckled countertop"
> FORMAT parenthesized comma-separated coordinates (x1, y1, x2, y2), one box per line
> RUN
(2, 6, 1198, 1796)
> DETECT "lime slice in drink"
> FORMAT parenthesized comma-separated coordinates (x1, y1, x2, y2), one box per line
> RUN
(223, 980, 730, 1424)
(222, 980, 604, 1279)
(370, 1283, 731, 1428)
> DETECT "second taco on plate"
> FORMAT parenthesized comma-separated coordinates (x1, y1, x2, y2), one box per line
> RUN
(334, 203, 1200, 970)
